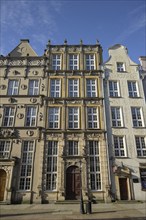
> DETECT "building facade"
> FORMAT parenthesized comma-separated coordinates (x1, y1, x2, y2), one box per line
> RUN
(0, 40, 110, 204)
(139, 56, 146, 101)
(104, 45, 146, 201)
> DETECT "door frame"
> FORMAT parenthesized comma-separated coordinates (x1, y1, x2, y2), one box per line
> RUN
(0, 169, 7, 201)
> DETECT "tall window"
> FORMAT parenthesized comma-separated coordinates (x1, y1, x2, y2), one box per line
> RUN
(25, 107, 37, 126)
(3, 107, 14, 126)
(113, 136, 126, 157)
(68, 79, 79, 97)
(68, 141, 78, 155)
(52, 54, 61, 70)
(86, 79, 97, 97)
(87, 107, 98, 128)
(109, 81, 120, 97)
(68, 107, 79, 129)
(48, 108, 60, 129)
(135, 136, 146, 157)
(0, 141, 11, 159)
(8, 80, 19, 95)
(50, 79, 60, 97)
(86, 54, 95, 70)
(69, 54, 78, 70)
(111, 107, 123, 127)
(117, 62, 125, 72)
(88, 141, 101, 190)
(128, 81, 138, 97)
(46, 141, 58, 190)
(131, 107, 143, 127)
(28, 80, 39, 95)
(140, 168, 146, 190)
(19, 141, 34, 190)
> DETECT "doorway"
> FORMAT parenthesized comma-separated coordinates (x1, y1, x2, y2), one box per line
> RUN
(0, 169, 6, 201)
(66, 166, 81, 200)
(119, 178, 128, 200)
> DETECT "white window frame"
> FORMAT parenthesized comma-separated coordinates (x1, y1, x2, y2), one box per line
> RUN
(50, 79, 61, 97)
(0, 140, 11, 159)
(28, 80, 39, 95)
(135, 136, 146, 157)
(86, 79, 97, 97)
(19, 141, 34, 191)
(131, 107, 143, 127)
(69, 54, 79, 70)
(3, 107, 15, 126)
(128, 81, 139, 97)
(8, 80, 19, 95)
(68, 79, 79, 97)
(109, 81, 120, 97)
(46, 141, 58, 191)
(68, 107, 79, 129)
(48, 107, 60, 129)
(25, 107, 37, 126)
(86, 54, 95, 70)
(68, 141, 78, 156)
(113, 136, 127, 157)
(87, 107, 99, 129)
(52, 54, 61, 70)
(117, 62, 125, 72)
(111, 107, 123, 127)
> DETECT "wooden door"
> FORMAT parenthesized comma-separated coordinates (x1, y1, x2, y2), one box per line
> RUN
(66, 166, 81, 200)
(119, 178, 128, 200)
(0, 170, 6, 201)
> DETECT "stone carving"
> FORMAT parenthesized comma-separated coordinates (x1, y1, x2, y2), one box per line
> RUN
(0, 129, 15, 137)
(17, 113, 24, 119)
(32, 70, 38, 75)
(26, 130, 34, 136)
(0, 84, 6, 90)
(0, 59, 7, 66)
(13, 70, 20, 75)
(39, 112, 43, 121)
(28, 59, 44, 66)
(30, 98, 37, 103)
(8, 60, 25, 66)
(21, 84, 27, 90)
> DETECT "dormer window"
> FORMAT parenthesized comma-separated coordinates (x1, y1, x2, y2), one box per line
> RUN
(117, 62, 125, 72)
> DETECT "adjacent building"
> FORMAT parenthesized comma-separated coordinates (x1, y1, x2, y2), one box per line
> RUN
(139, 56, 146, 101)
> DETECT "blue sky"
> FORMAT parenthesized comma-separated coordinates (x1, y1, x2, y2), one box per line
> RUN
(0, 0, 145, 62)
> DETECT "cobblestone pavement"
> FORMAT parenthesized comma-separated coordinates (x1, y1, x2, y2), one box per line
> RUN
(0, 202, 146, 220)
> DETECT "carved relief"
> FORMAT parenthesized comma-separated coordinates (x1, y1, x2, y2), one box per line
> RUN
(13, 70, 20, 75)
(0, 85, 6, 90)
(21, 84, 27, 90)
(0, 129, 15, 137)
(30, 98, 37, 103)
(0, 59, 7, 66)
(17, 113, 24, 119)
(26, 130, 34, 136)
(32, 70, 38, 75)
(8, 60, 25, 66)
(28, 59, 44, 66)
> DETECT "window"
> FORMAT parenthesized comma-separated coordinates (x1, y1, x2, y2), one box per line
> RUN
(131, 107, 143, 127)
(128, 81, 138, 97)
(87, 107, 98, 128)
(48, 107, 60, 129)
(50, 79, 60, 97)
(113, 136, 126, 157)
(46, 141, 58, 190)
(88, 141, 101, 190)
(68, 79, 79, 97)
(69, 54, 78, 70)
(68, 107, 79, 129)
(19, 141, 34, 190)
(111, 107, 123, 127)
(140, 168, 146, 190)
(52, 54, 61, 70)
(117, 62, 125, 72)
(25, 107, 37, 126)
(3, 107, 14, 126)
(109, 81, 120, 97)
(28, 80, 39, 95)
(8, 80, 19, 95)
(68, 141, 78, 155)
(135, 137, 146, 157)
(0, 141, 11, 159)
(86, 79, 97, 97)
(86, 54, 95, 70)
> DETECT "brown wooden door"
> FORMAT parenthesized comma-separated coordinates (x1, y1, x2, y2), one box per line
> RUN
(66, 166, 81, 200)
(119, 178, 128, 200)
(0, 169, 6, 201)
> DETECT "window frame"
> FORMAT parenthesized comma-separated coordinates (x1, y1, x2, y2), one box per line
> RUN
(68, 107, 79, 129)
(25, 106, 37, 127)
(109, 81, 120, 97)
(3, 106, 15, 127)
(67, 141, 78, 156)
(135, 136, 146, 157)
(48, 107, 60, 129)
(86, 79, 97, 97)
(50, 79, 61, 97)
(111, 107, 123, 127)
(117, 62, 125, 72)
(86, 54, 95, 70)
(68, 79, 79, 97)
(69, 54, 79, 70)
(28, 79, 39, 95)
(113, 136, 127, 157)
(128, 81, 139, 97)
(52, 54, 61, 70)
(0, 140, 11, 159)
(131, 107, 144, 127)
(87, 107, 99, 129)
(8, 80, 19, 95)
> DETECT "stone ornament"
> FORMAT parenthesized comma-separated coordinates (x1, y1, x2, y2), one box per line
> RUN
(21, 84, 27, 90)
(32, 70, 38, 75)
(26, 130, 34, 136)
(1, 129, 15, 137)
(17, 113, 24, 119)
(13, 70, 20, 75)
(0, 84, 6, 90)
(30, 98, 37, 103)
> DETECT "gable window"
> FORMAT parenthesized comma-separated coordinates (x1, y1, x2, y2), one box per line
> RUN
(86, 54, 95, 70)
(25, 107, 37, 126)
(109, 81, 120, 97)
(86, 79, 97, 97)
(50, 79, 60, 97)
(52, 54, 61, 70)
(0, 141, 11, 159)
(128, 81, 139, 97)
(68, 79, 79, 97)
(117, 62, 125, 72)
(68, 107, 79, 129)
(131, 107, 143, 127)
(87, 107, 99, 128)
(28, 80, 39, 95)
(111, 107, 123, 127)
(3, 107, 14, 126)
(69, 54, 78, 70)
(48, 107, 60, 129)
(113, 136, 126, 157)
(68, 141, 78, 155)
(135, 136, 146, 157)
(19, 141, 34, 190)
(8, 80, 19, 95)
